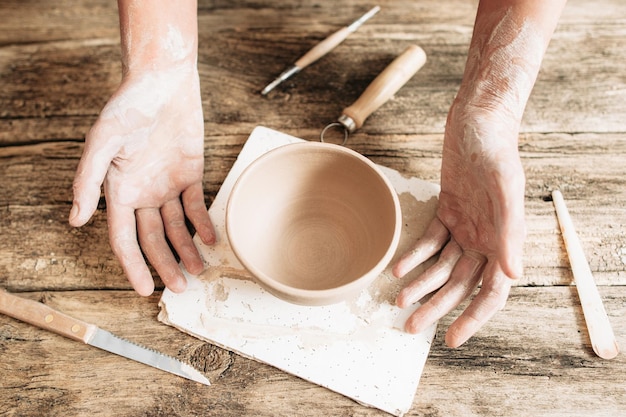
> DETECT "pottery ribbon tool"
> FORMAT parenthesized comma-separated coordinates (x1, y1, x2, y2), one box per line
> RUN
(261, 6, 380, 95)
(0, 288, 211, 384)
(320, 44, 426, 145)
(552, 190, 620, 359)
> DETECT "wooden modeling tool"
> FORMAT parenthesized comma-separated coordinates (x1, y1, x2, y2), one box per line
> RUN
(552, 190, 619, 359)
(320, 44, 426, 144)
(261, 6, 380, 95)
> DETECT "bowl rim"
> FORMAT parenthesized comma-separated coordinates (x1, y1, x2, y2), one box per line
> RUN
(225, 141, 402, 306)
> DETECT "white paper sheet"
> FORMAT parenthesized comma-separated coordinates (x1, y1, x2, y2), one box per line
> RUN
(159, 126, 440, 416)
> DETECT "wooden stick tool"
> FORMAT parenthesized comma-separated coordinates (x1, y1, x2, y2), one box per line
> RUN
(261, 6, 380, 95)
(552, 190, 620, 359)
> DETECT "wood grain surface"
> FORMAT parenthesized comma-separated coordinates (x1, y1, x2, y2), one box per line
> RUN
(1, 0, 625, 416)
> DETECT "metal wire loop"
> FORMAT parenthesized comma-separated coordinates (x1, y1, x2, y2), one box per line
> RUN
(319, 122, 349, 146)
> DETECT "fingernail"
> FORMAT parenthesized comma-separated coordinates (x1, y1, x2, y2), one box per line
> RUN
(392, 263, 405, 278)
(512, 257, 524, 279)
(404, 321, 422, 335)
(171, 277, 188, 293)
(186, 257, 205, 275)
(395, 292, 407, 309)
(445, 327, 470, 348)
(201, 225, 216, 245)
(403, 313, 426, 334)
(69, 202, 79, 223)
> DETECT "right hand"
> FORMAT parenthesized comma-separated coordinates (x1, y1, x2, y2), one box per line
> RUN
(70, 66, 216, 296)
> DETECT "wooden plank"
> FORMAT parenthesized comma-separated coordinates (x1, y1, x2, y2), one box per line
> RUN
(0, 287, 623, 416)
(1, 0, 625, 415)
(0, 41, 120, 127)
(0, 0, 118, 46)
(2, 130, 626, 293)
(418, 286, 626, 416)
(2, 1, 626, 143)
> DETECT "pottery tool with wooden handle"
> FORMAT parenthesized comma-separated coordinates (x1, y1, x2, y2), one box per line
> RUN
(320, 44, 427, 144)
(0, 288, 211, 384)
(261, 6, 380, 95)
(552, 190, 620, 359)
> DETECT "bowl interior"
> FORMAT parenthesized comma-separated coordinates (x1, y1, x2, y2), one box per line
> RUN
(226, 142, 399, 296)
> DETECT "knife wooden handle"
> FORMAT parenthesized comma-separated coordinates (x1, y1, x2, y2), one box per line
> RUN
(341, 44, 426, 130)
(0, 289, 96, 343)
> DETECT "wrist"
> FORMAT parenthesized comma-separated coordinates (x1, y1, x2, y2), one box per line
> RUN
(120, 30, 198, 75)
(122, 59, 199, 83)
(117, 0, 198, 74)
(456, 7, 548, 123)
(445, 95, 522, 156)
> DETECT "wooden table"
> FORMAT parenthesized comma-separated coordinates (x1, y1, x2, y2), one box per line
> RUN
(1, 0, 625, 415)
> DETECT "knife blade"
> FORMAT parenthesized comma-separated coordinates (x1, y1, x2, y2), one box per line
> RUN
(0, 289, 210, 385)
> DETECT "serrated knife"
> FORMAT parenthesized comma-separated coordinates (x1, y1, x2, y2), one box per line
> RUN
(0, 289, 210, 385)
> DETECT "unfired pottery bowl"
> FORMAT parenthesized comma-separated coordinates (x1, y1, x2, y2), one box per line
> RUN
(226, 142, 401, 306)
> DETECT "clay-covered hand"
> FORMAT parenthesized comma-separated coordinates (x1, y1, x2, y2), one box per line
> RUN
(393, 103, 526, 348)
(392, 0, 567, 347)
(69, 67, 215, 296)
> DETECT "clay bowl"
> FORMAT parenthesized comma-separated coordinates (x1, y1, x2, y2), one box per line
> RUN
(226, 142, 401, 306)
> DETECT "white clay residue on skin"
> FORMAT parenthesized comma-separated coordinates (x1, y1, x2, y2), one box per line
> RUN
(97, 63, 202, 153)
(100, 69, 192, 121)
(163, 24, 192, 62)
(463, 8, 546, 120)
(88, 62, 204, 208)
(121, 1, 195, 72)
(454, 8, 548, 163)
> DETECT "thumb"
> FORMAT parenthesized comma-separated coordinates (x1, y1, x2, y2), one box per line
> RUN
(69, 126, 119, 227)
(492, 151, 527, 280)
(496, 187, 527, 280)
(499, 219, 526, 280)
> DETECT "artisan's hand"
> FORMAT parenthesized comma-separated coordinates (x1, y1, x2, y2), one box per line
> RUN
(393, 104, 526, 347)
(392, 0, 567, 347)
(69, 67, 215, 296)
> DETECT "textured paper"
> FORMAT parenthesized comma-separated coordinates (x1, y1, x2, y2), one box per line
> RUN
(159, 126, 440, 416)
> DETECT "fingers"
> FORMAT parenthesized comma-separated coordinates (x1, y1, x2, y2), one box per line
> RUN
(182, 182, 216, 245)
(404, 250, 486, 336)
(70, 124, 120, 227)
(107, 181, 210, 295)
(136, 207, 188, 294)
(392, 217, 450, 278)
(445, 262, 512, 348)
(106, 203, 155, 296)
(396, 239, 462, 308)
(110, 196, 207, 295)
(161, 198, 204, 275)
